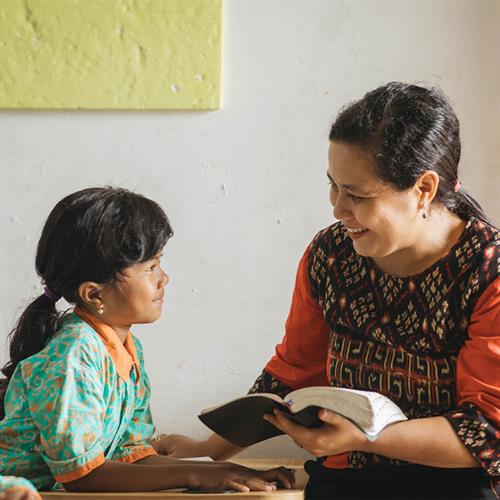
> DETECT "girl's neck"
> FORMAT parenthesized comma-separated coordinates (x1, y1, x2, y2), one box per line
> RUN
(372, 209, 466, 277)
(76, 305, 131, 344)
(109, 324, 131, 344)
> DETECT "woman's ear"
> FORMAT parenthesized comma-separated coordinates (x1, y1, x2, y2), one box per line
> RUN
(415, 170, 440, 214)
(78, 282, 104, 310)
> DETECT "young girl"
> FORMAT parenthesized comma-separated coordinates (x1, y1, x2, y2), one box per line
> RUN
(0, 187, 294, 493)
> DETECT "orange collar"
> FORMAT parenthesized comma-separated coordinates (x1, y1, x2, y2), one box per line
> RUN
(74, 307, 140, 383)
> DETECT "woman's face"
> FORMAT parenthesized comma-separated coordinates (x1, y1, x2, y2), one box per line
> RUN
(328, 141, 422, 258)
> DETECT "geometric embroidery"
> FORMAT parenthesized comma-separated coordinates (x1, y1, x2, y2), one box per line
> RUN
(307, 218, 499, 472)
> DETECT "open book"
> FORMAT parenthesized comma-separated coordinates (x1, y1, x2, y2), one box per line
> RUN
(199, 386, 407, 447)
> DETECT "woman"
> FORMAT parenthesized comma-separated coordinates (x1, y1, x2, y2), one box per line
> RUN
(154, 82, 499, 499)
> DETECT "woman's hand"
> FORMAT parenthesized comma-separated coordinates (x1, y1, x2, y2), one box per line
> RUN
(264, 408, 368, 456)
(188, 463, 295, 492)
(151, 433, 209, 458)
(152, 433, 244, 461)
(0, 487, 41, 500)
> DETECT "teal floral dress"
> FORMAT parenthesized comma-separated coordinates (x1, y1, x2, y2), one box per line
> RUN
(0, 309, 157, 490)
(0, 475, 39, 497)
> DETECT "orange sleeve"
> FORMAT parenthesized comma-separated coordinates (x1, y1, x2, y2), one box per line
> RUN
(265, 245, 330, 389)
(456, 277, 500, 425)
(114, 446, 157, 463)
(54, 453, 106, 483)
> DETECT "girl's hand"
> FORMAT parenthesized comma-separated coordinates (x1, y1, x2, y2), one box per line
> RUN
(0, 487, 41, 500)
(189, 463, 295, 492)
(264, 408, 368, 457)
(152, 433, 209, 458)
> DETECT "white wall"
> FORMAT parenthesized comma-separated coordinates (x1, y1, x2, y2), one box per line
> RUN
(1, 0, 499, 458)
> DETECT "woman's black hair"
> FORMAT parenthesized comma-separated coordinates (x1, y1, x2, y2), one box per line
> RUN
(0, 187, 173, 417)
(329, 81, 490, 224)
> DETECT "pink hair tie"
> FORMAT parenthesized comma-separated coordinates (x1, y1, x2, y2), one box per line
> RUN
(44, 286, 61, 303)
(453, 180, 461, 193)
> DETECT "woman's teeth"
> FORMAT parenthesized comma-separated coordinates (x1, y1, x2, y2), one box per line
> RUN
(346, 227, 368, 234)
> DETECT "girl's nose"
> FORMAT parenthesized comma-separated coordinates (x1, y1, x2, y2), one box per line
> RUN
(160, 269, 169, 286)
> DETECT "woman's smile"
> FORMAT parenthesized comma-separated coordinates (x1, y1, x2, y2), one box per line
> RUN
(343, 224, 369, 240)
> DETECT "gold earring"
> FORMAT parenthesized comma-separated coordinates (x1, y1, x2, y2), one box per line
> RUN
(98, 306, 104, 315)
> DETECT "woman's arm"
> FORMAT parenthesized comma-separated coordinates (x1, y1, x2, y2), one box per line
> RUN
(361, 415, 478, 467)
(152, 433, 243, 460)
(265, 408, 478, 468)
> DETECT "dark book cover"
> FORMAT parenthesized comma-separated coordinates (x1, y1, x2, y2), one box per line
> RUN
(198, 395, 323, 447)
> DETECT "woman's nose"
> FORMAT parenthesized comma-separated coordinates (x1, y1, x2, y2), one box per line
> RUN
(333, 192, 351, 220)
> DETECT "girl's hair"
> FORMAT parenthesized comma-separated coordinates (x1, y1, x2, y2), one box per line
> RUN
(1, 187, 173, 416)
(329, 81, 490, 224)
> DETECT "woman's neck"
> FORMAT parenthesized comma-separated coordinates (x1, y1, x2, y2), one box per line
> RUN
(372, 209, 467, 277)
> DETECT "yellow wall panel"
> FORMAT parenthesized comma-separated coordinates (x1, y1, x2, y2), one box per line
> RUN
(0, 0, 222, 109)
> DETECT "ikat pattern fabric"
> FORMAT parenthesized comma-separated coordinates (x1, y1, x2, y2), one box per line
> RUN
(250, 219, 499, 477)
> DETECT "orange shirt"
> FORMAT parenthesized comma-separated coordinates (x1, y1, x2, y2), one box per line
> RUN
(258, 220, 499, 475)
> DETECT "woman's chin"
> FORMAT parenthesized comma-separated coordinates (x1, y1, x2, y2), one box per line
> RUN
(351, 237, 375, 257)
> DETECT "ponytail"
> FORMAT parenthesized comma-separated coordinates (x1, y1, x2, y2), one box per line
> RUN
(329, 82, 494, 227)
(452, 187, 491, 226)
(0, 294, 60, 418)
(0, 186, 173, 420)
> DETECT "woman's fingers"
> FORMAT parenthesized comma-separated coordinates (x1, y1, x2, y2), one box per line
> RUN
(272, 410, 311, 440)
(263, 413, 283, 431)
(318, 408, 342, 424)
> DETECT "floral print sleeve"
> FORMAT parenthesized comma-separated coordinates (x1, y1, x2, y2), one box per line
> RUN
(21, 332, 107, 483)
(111, 336, 157, 463)
(0, 476, 40, 497)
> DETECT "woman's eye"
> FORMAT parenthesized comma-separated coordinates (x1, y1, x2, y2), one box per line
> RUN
(348, 193, 363, 203)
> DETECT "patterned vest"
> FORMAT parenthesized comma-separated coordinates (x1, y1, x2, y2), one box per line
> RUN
(307, 218, 498, 468)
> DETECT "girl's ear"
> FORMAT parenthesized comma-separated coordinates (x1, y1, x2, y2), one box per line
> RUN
(415, 170, 439, 211)
(78, 282, 104, 309)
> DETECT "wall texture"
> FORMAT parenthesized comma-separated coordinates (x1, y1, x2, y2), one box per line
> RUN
(0, 0, 222, 109)
(0, 0, 498, 459)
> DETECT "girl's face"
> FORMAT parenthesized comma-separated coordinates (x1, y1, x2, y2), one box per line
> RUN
(328, 141, 423, 259)
(99, 252, 169, 326)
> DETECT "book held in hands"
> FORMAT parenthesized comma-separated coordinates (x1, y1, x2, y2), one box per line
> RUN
(198, 386, 407, 447)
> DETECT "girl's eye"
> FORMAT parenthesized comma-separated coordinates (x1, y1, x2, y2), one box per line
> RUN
(147, 264, 157, 271)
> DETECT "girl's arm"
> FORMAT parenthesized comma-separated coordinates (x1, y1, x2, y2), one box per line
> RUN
(64, 459, 294, 492)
